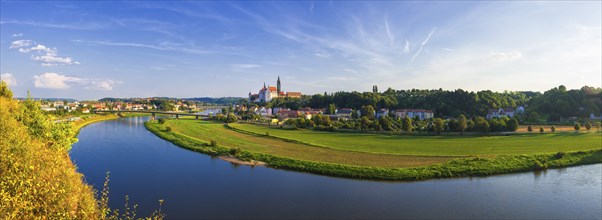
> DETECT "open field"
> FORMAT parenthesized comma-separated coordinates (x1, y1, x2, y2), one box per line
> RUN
(146, 118, 602, 180)
(229, 123, 602, 156)
(162, 118, 454, 168)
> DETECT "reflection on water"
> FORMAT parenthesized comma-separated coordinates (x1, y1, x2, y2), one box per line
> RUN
(70, 117, 602, 219)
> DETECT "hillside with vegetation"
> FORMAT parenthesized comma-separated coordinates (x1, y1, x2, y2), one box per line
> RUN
(0, 82, 99, 218)
(259, 85, 601, 120)
(0, 82, 163, 219)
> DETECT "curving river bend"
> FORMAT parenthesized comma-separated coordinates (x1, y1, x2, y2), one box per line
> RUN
(70, 117, 602, 219)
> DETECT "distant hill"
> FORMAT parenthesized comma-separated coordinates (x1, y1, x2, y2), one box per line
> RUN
(16, 97, 78, 102)
(98, 97, 245, 105)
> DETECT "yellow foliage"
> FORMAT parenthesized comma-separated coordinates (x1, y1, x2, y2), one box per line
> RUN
(0, 82, 99, 219)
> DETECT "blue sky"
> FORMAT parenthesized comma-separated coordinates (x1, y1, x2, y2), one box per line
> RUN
(1, 1, 600, 100)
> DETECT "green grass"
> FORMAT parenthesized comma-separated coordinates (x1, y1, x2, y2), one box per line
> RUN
(145, 119, 602, 181)
(160, 119, 454, 168)
(229, 123, 602, 156)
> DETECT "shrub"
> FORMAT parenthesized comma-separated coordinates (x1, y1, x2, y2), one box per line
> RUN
(210, 139, 217, 147)
(158, 118, 166, 124)
(550, 125, 556, 132)
(585, 122, 592, 131)
(165, 126, 172, 132)
(539, 127, 544, 133)
(533, 160, 547, 170)
(527, 125, 533, 133)
(229, 147, 241, 156)
(555, 152, 565, 159)
(574, 123, 581, 131)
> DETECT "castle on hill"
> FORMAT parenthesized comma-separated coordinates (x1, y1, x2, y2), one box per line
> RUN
(249, 76, 301, 102)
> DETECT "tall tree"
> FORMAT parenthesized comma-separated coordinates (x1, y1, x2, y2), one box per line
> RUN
(458, 114, 467, 135)
(402, 116, 413, 132)
(433, 118, 445, 134)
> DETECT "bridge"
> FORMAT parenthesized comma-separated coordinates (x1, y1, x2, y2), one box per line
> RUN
(93, 110, 213, 120)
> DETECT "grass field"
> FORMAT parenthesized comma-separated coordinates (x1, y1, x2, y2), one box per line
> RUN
(164, 118, 454, 168)
(229, 123, 602, 156)
(147, 118, 602, 180)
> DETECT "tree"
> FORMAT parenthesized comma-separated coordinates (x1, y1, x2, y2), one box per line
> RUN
(432, 118, 445, 134)
(225, 113, 238, 123)
(527, 125, 533, 133)
(475, 117, 490, 134)
(372, 85, 378, 93)
(360, 116, 371, 131)
(585, 122, 592, 131)
(595, 121, 601, 132)
(574, 122, 581, 131)
(361, 105, 375, 120)
(351, 108, 359, 119)
(508, 118, 519, 131)
(402, 116, 413, 132)
(327, 103, 336, 115)
(458, 114, 467, 135)
(551, 125, 556, 132)
(539, 127, 544, 133)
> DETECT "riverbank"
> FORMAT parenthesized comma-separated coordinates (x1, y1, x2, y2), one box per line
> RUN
(145, 119, 602, 180)
(72, 114, 120, 132)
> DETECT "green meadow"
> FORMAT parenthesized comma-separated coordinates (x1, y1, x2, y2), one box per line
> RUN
(229, 123, 602, 156)
(145, 118, 602, 180)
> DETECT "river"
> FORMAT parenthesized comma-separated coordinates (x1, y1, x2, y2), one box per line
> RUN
(70, 117, 602, 219)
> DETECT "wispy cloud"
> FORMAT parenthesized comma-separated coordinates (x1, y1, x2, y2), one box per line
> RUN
(33, 72, 119, 90)
(0, 19, 109, 30)
(384, 16, 394, 46)
(11, 33, 23, 38)
(488, 51, 522, 61)
(231, 64, 261, 69)
(411, 27, 437, 63)
(403, 40, 410, 54)
(80, 40, 213, 55)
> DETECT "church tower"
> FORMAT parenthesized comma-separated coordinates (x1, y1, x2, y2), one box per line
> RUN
(277, 76, 281, 96)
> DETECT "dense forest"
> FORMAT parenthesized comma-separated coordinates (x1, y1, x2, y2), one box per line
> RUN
(258, 85, 601, 120)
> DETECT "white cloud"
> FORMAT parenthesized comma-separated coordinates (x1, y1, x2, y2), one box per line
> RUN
(11, 33, 23, 38)
(10, 40, 32, 48)
(19, 44, 57, 54)
(403, 40, 410, 54)
(488, 51, 522, 61)
(34, 72, 80, 89)
(86, 80, 119, 90)
(1, 73, 17, 86)
(10, 40, 79, 66)
(33, 72, 118, 90)
(33, 54, 79, 66)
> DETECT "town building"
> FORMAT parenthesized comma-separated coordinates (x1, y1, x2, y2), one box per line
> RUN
(249, 76, 302, 102)
(393, 109, 434, 120)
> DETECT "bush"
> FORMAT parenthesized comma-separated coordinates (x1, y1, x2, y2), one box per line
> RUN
(555, 152, 565, 159)
(574, 123, 581, 131)
(539, 127, 544, 133)
(165, 126, 172, 132)
(229, 147, 241, 156)
(585, 122, 592, 131)
(527, 125, 533, 133)
(210, 139, 217, 147)
(158, 118, 166, 124)
(533, 160, 547, 170)
(550, 125, 556, 132)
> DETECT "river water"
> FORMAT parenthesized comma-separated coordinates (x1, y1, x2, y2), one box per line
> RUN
(70, 117, 602, 219)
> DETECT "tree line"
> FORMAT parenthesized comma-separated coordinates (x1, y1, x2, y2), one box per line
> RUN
(257, 85, 601, 121)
